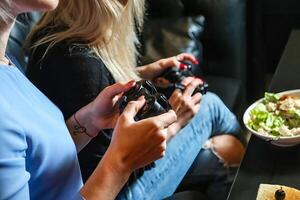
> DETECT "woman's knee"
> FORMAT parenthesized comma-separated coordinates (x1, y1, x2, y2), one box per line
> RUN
(204, 135, 245, 166)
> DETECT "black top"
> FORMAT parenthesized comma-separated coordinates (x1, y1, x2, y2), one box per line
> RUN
(27, 38, 115, 182)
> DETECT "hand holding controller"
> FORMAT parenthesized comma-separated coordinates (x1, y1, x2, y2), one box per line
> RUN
(156, 61, 208, 98)
(118, 80, 172, 182)
(119, 80, 172, 121)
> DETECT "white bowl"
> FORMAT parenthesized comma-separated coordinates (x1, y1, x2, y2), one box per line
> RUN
(243, 89, 300, 147)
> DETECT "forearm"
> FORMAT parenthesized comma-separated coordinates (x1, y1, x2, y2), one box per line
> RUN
(137, 54, 195, 81)
(137, 61, 167, 81)
(66, 104, 99, 152)
(80, 149, 131, 200)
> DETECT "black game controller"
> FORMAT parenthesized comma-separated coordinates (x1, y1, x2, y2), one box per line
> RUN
(119, 80, 171, 183)
(119, 80, 171, 121)
(156, 61, 208, 98)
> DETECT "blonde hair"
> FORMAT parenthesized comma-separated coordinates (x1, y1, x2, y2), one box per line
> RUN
(0, 0, 13, 25)
(29, 0, 145, 82)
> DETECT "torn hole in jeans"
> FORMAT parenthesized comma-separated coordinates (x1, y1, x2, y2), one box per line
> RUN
(202, 139, 240, 168)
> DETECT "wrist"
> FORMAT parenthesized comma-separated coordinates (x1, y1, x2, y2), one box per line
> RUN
(81, 148, 132, 199)
(103, 148, 133, 180)
(75, 104, 100, 138)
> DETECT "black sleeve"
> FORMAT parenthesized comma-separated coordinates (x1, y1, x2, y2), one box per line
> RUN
(27, 44, 115, 119)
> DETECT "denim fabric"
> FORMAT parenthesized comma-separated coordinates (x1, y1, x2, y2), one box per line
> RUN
(117, 92, 241, 200)
(177, 147, 239, 200)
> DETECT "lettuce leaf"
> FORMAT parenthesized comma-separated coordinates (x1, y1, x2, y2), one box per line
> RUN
(264, 92, 280, 103)
(248, 103, 268, 131)
(266, 113, 284, 128)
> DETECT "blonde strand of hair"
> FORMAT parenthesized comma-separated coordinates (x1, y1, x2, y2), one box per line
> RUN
(28, 0, 145, 82)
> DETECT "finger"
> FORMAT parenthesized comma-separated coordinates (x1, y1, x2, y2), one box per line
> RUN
(176, 103, 200, 116)
(183, 79, 202, 97)
(160, 57, 186, 70)
(153, 77, 170, 87)
(176, 53, 199, 64)
(140, 129, 167, 162)
(181, 76, 195, 86)
(177, 103, 200, 124)
(155, 140, 167, 158)
(121, 96, 146, 122)
(175, 109, 194, 126)
(103, 80, 136, 99)
(142, 143, 166, 165)
(146, 110, 177, 129)
(175, 103, 190, 117)
(191, 92, 202, 105)
(160, 129, 168, 142)
(168, 90, 182, 112)
(148, 138, 167, 159)
(147, 129, 168, 147)
(172, 88, 183, 97)
(112, 93, 124, 105)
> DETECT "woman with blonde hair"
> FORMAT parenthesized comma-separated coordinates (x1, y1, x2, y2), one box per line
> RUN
(0, 0, 177, 200)
(26, 0, 245, 199)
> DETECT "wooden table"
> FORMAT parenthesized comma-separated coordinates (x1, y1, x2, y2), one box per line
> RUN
(227, 30, 300, 200)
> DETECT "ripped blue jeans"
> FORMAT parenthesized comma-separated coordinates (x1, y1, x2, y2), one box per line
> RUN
(117, 92, 241, 200)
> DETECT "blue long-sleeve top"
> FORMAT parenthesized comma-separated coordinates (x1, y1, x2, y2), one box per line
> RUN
(0, 64, 83, 199)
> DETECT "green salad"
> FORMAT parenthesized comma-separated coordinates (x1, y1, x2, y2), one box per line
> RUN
(248, 92, 300, 137)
